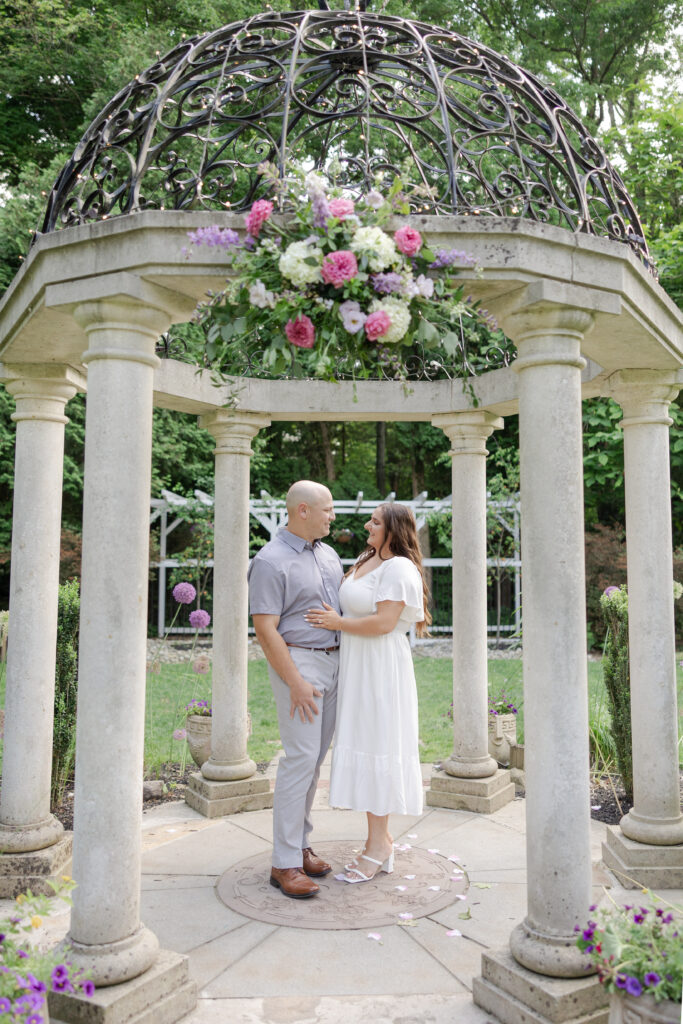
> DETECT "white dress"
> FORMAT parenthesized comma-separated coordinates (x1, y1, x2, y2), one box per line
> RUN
(329, 556, 424, 816)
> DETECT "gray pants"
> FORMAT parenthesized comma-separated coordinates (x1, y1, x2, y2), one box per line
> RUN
(268, 647, 339, 869)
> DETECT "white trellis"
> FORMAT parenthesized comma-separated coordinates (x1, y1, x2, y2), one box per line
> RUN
(150, 487, 521, 639)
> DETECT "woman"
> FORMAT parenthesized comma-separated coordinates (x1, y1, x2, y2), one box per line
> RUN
(305, 503, 431, 883)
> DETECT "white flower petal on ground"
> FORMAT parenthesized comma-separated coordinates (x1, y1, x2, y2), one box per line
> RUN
(446, 929, 462, 937)
(398, 913, 413, 920)
(367, 932, 382, 942)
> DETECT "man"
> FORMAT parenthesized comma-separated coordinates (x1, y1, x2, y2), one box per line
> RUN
(248, 480, 343, 898)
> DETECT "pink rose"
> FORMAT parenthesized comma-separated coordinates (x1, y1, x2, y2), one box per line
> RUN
(365, 310, 392, 340)
(394, 225, 422, 256)
(285, 314, 315, 348)
(328, 198, 355, 220)
(321, 250, 359, 288)
(245, 199, 273, 237)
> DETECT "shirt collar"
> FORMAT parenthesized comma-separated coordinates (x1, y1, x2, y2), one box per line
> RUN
(277, 527, 316, 552)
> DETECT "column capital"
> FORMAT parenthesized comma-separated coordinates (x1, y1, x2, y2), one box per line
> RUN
(432, 410, 503, 456)
(1, 364, 86, 424)
(508, 306, 593, 375)
(199, 411, 271, 457)
(73, 298, 172, 370)
(605, 369, 681, 427)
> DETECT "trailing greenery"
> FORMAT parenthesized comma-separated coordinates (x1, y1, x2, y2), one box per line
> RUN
(600, 586, 633, 800)
(52, 579, 80, 807)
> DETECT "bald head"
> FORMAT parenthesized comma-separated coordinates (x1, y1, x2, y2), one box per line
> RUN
(286, 480, 335, 542)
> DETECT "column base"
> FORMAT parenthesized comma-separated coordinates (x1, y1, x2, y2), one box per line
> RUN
(49, 948, 196, 1024)
(63, 923, 159, 987)
(510, 919, 591, 978)
(426, 768, 515, 814)
(185, 773, 273, 818)
(200, 755, 258, 782)
(473, 948, 608, 1024)
(0, 813, 64, 853)
(619, 808, 683, 846)
(442, 753, 499, 778)
(0, 832, 72, 898)
(602, 825, 683, 889)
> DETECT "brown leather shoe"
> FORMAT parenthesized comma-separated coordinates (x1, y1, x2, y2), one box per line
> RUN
(302, 847, 332, 877)
(270, 867, 320, 899)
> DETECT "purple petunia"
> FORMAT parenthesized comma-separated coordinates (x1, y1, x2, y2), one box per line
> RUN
(172, 582, 197, 604)
(625, 976, 643, 997)
(26, 1014, 45, 1024)
(189, 609, 211, 629)
(0, 997, 10, 1012)
(644, 972, 661, 987)
(615, 974, 628, 989)
(51, 965, 69, 982)
(187, 226, 240, 250)
(81, 979, 96, 997)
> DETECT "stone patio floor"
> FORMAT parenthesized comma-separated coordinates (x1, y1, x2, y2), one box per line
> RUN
(9, 757, 683, 1024)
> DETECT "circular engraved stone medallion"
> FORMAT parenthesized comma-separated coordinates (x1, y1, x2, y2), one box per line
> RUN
(216, 841, 467, 929)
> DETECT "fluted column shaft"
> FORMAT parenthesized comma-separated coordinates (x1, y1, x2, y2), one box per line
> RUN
(509, 310, 594, 978)
(66, 298, 171, 986)
(198, 411, 270, 781)
(0, 368, 82, 852)
(434, 411, 502, 778)
(607, 370, 683, 846)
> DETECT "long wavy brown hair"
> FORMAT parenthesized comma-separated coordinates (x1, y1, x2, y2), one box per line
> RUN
(351, 503, 432, 637)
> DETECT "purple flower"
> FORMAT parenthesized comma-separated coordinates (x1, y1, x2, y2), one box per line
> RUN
(633, 912, 646, 924)
(615, 974, 628, 989)
(371, 272, 404, 294)
(81, 979, 96, 998)
(429, 248, 477, 269)
(51, 965, 69, 982)
(0, 998, 11, 1012)
(644, 972, 660, 987)
(603, 585, 619, 597)
(581, 927, 596, 941)
(173, 728, 187, 741)
(312, 192, 331, 229)
(28, 974, 47, 994)
(189, 609, 211, 629)
(187, 226, 240, 250)
(172, 582, 196, 604)
(17, 948, 28, 958)
(625, 976, 642, 997)
(26, 1015, 44, 1024)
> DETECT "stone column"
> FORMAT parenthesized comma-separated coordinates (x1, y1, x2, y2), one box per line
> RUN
(475, 307, 607, 1024)
(185, 411, 273, 818)
(0, 366, 83, 896)
(426, 411, 515, 814)
(601, 370, 683, 888)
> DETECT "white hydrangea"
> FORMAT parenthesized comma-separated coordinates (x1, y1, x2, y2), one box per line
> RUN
(278, 240, 323, 287)
(350, 226, 398, 271)
(369, 296, 412, 344)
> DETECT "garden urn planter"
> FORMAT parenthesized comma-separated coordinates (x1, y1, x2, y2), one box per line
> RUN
(185, 714, 212, 769)
(608, 992, 681, 1024)
(488, 712, 517, 766)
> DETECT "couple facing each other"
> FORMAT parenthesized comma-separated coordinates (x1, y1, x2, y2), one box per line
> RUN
(248, 479, 431, 898)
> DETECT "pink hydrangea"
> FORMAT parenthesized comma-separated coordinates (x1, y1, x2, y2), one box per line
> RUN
(321, 250, 358, 288)
(328, 198, 355, 220)
(285, 314, 315, 348)
(365, 310, 392, 340)
(245, 199, 273, 237)
(189, 609, 211, 629)
(394, 225, 423, 256)
(172, 582, 196, 604)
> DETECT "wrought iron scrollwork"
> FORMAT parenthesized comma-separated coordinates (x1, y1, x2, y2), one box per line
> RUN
(40, 9, 653, 272)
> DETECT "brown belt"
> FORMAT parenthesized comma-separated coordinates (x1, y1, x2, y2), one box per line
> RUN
(285, 643, 339, 653)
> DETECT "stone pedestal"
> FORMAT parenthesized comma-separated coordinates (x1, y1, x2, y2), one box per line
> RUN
(189, 413, 270, 814)
(426, 768, 515, 814)
(473, 949, 608, 1024)
(0, 833, 73, 899)
(0, 366, 84, 868)
(185, 773, 273, 818)
(48, 948, 196, 1024)
(606, 371, 683, 853)
(602, 825, 683, 889)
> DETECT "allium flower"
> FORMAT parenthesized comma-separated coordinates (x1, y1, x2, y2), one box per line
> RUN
(339, 300, 367, 334)
(245, 199, 273, 237)
(279, 241, 323, 286)
(172, 582, 196, 605)
(371, 271, 403, 294)
(187, 226, 240, 249)
(365, 310, 392, 340)
(249, 280, 275, 309)
(285, 314, 316, 348)
(368, 296, 411, 344)
(603, 585, 619, 597)
(193, 654, 211, 674)
(173, 728, 187, 741)
(350, 226, 398, 271)
(625, 976, 642, 997)
(189, 609, 211, 629)
(321, 250, 358, 287)
(394, 225, 422, 256)
(328, 198, 355, 219)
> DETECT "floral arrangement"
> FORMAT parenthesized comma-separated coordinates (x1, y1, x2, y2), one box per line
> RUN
(0, 879, 94, 1023)
(488, 693, 518, 716)
(184, 698, 212, 719)
(186, 163, 499, 382)
(576, 897, 682, 1004)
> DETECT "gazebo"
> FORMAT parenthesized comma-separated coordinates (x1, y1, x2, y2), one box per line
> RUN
(0, 7, 681, 1024)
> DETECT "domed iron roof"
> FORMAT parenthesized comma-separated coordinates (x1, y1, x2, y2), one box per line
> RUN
(41, 6, 653, 269)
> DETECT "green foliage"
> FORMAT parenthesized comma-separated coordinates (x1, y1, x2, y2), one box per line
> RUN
(600, 586, 632, 800)
(650, 223, 683, 310)
(52, 579, 80, 807)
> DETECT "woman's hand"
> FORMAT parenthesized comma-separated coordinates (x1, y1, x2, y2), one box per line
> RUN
(305, 601, 342, 632)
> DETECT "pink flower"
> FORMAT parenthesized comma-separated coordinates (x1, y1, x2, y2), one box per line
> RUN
(394, 225, 422, 256)
(365, 310, 392, 340)
(245, 199, 273, 237)
(285, 315, 315, 348)
(328, 198, 355, 220)
(193, 654, 211, 674)
(173, 728, 187, 741)
(173, 582, 196, 604)
(321, 250, 358, 288)
(189, 609, 211, 629)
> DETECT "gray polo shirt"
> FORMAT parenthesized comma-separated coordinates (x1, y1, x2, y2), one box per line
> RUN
(248, 528, 344, 647)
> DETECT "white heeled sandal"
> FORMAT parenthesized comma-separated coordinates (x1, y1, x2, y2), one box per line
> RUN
(337, 850, 394, 884)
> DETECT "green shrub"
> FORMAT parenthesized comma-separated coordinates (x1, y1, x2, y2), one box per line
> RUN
(52, 580, 80, 808)
(600, 586, 632, 800)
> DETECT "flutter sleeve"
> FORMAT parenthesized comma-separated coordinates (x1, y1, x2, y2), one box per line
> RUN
(374, 557, 424, 623)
